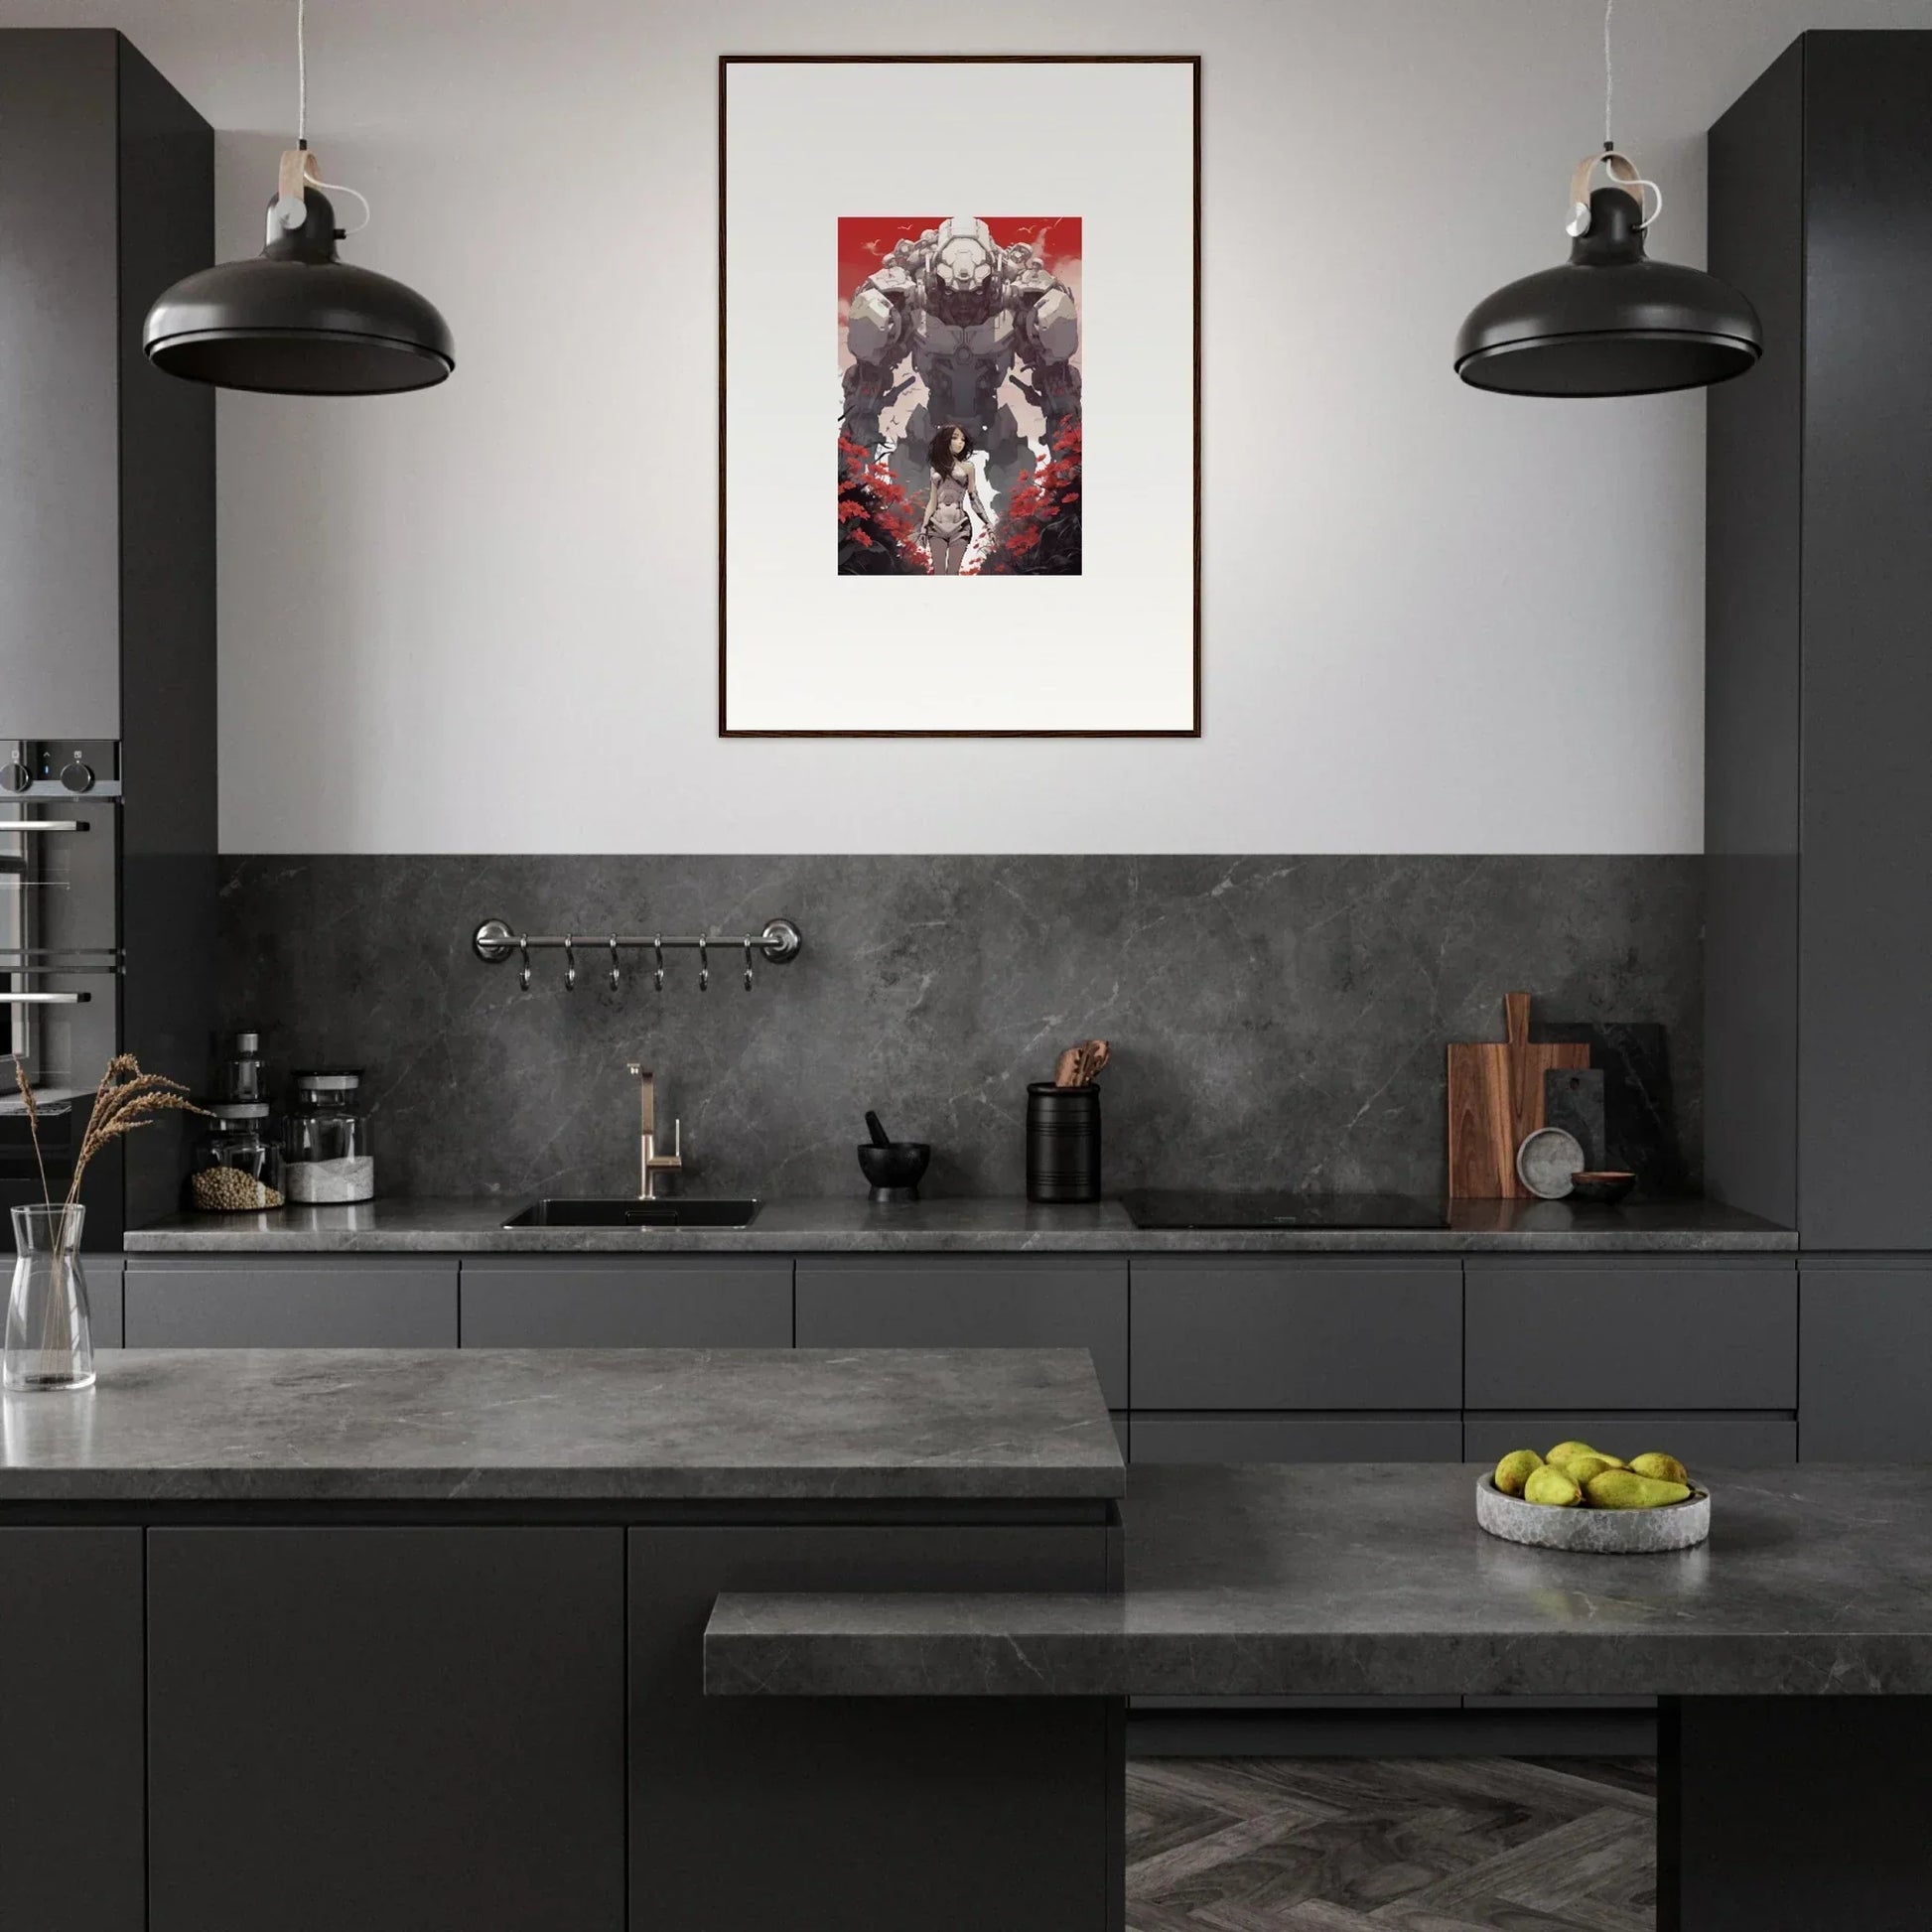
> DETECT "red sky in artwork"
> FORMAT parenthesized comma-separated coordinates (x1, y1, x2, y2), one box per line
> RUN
(836, 216, 1083, 306)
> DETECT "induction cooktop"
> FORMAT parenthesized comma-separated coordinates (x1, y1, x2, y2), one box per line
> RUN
(1119, 1190, 1450, 1231)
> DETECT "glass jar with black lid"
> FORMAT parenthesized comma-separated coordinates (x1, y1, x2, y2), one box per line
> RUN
(283, 1068, 376, 1204)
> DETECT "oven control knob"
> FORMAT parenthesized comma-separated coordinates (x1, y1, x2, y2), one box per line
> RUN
(0, 761, 29, 793)
(60, 759, 95, 795)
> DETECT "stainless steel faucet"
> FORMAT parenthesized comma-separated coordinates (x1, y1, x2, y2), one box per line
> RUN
(624, 1063, 683, 1199)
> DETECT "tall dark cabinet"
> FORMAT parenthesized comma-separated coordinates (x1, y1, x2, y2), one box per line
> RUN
(1707, 31, 1932, 1455)
(0, 31, 215, 1241)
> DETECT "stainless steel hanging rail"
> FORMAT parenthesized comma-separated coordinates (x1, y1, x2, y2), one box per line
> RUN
(471, 916, 802, 992)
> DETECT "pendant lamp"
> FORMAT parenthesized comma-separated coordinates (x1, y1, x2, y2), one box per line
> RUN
(1454, 0, 1759, 397)
(143, 1, 453, 395)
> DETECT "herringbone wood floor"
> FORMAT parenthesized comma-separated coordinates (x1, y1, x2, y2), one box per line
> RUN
(1126, 1756, 1656, 1931)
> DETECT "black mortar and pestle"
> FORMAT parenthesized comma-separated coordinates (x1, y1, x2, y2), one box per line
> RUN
(858, 1110, 930, 1203)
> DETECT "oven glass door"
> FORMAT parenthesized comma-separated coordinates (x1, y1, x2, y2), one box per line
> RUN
(1, 799, 118, 1134)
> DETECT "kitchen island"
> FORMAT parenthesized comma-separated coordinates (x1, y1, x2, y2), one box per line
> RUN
(713, 1461, 1932, 1932)
(0, 1346, 1124, 1932)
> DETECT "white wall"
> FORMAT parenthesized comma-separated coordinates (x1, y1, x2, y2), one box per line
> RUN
(7, 0, 1928, 853)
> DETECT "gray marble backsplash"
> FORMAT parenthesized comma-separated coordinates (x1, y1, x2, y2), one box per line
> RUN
(216, 857, 1702, 1203)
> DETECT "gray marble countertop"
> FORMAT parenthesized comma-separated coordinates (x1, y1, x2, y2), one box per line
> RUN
(0, 1347, 1123, 1504)
(122, 1195, 1795, 1255)
(707, 1461, 1932, 1699)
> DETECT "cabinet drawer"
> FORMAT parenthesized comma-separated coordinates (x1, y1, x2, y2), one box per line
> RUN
(794, 1258, 1127, 1408)
(1131, 1413, 1463, 1464)
(1462, 1412, 1797, 1466)
(460, 1258, 791, 1348)
(86, 1256, 123, 1348)
(1464, 1260, 1795, 1410)
(149, 1528, 623, 1932)
(1131, 1259, 1461, 1411)
(1800, 1261, 1932, 1459)
(125, 1259, 458, 1348)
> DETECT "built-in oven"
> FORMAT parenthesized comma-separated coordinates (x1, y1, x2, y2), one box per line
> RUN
(0, 741, 122, 1232)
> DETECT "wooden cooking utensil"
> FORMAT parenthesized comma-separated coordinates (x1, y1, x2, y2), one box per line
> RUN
(1447, 993, 1589, 1199)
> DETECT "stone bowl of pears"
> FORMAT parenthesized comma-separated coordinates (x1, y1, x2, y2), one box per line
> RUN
(1477, 1441, 1710, 1553)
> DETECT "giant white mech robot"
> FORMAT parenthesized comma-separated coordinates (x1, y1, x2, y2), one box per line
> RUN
(841, 215, 1081, 519)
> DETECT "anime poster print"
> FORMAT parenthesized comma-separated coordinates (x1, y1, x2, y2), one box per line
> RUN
(836, 216, 1082, 577)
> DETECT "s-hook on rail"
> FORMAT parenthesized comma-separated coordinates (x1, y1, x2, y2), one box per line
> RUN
(472, 917, 802, 993)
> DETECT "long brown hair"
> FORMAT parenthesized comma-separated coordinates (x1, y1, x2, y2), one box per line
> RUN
(928, 424, 973, 473)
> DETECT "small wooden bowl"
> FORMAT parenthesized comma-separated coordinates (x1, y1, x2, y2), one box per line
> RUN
(1568, 1171, 1636, 1205)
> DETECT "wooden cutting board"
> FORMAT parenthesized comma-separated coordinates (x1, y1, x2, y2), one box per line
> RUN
(1447, 992, 1590, 1198)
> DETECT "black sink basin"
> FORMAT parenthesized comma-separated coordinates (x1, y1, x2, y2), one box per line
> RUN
(502, 1198, 761, 1229)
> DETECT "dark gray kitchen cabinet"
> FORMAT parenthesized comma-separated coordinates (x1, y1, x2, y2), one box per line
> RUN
(460, 1255, 791, 1347)
(1130, 1258, 1461, 1411)
(1, 31, 122, 732)
(1708, 33, 1932, 1249)
(1132, 1413, 1462, 1464)
(86, 1255, 124, 1347)
(1462, 1413, 1797, 1467)
(1464, 1259, 1796, 1411)
(795, 1256, 1128, 1409)
(0, 30, 211, 737)
(147, 1527, 625, 1932)
(628, 1523, 1116, 1932)
(125, 1257, 459, 1347)
(1799, 1261, 1932, 1460)
(0, 1529, 145, 1932)
(0, 30, 215, 1244)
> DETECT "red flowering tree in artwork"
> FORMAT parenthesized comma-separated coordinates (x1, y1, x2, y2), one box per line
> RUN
(837, 434, 926, 575)
(976, 419, 1082, 577)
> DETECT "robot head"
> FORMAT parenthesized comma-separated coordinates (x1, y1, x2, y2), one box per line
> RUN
(927, 217, 1001, 318)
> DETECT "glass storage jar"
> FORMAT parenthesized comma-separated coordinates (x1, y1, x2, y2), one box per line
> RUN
(283, 1069, 375, 1204)
(190, 1103, 287, 1212)
(214, 1030, 267, 1104)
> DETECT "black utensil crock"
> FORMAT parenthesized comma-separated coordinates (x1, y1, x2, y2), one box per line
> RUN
(1027, 1082, 1101, 1203)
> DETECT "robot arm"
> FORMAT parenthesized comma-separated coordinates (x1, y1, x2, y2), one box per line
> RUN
(1012, 275, 1082, 429)
(841, 272, 913, 448)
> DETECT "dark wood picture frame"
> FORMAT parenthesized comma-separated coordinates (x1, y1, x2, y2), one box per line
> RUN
(718, 53, 1202, 739)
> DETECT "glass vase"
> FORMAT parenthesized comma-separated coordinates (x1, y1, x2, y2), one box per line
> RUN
(5, 1204, 95, 1393)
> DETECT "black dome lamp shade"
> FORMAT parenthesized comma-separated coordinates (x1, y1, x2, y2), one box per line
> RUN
(144, 157, 454, 395)
(1454, 153, 1760, 398)
(142, 2, 453, 396)
(1454, 0, 1759, 399)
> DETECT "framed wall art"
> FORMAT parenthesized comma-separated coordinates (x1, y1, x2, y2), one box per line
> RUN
(719, 55, 1201, 737)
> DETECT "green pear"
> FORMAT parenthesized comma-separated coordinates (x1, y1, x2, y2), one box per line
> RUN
(1553, 1452, 1618, 1485)
(1585, 1469, 1693, 1510)
(1629, 1451, 1690, 1485)
(1494, 1449, 1543, 1496)
(1524, 1465, 1584, 1507)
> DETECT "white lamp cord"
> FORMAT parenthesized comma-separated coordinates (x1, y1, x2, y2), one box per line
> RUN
(1569, 0, 1661, 232)
(281, 0, 371, 235)
(1603, 0, 1613, 150)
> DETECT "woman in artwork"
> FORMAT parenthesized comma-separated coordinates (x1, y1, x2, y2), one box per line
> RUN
(920, 424, 993, 575)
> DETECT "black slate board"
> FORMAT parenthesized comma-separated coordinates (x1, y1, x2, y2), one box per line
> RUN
(1543, 1066, 1606, 1173)
(1532, 1022, 1688, 1197)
